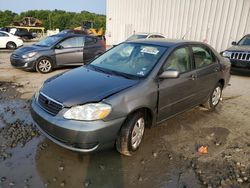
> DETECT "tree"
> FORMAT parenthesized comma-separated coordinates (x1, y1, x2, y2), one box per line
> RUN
(0, 10, 106, 31)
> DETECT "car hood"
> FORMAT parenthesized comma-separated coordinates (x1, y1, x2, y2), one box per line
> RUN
(41, 67, 140, 107)
(13, 45, 49, 55)
(227, 45, 250, 52)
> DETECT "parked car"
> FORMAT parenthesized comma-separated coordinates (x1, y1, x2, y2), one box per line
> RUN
(10, 33, 106, 73)
(221, 34, 250, 70)
(0, 31, 23, 49)
(126, 33, 166, 41)
(15, 28, 36, 40)
(59, 29, 88, 35)
(0, 27, 35, 40)
(31, 39, 231, 156)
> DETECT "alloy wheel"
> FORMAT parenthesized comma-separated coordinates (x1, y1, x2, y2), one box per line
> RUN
(131, 117, 145, 150)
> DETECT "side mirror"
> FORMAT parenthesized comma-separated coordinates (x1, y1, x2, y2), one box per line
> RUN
(55, 44, 63, 49)
(231, 41, 237, 46)
(159, 70, 180, 79)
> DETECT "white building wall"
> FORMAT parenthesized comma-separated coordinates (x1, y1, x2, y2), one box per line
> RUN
(106, 0, 250, 52)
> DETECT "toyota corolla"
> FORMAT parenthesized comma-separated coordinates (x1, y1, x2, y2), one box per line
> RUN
(31, 39, 231, 156)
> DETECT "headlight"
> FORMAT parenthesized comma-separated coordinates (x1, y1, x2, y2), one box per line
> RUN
(222, 51, 231, 58)
(22, 52, 37, 59)
(34, 84, 43, 100)
(63, 103, 112, 121)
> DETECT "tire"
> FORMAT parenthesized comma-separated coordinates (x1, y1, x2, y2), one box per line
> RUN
(203, 83, 222, 111)
(6, 42, 17, 49)
(22, 36, 29, 41)
(36, 57, 53, 74)
(116, 111, 146, 156)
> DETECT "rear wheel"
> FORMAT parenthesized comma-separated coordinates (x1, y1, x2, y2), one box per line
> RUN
(203, 83, 222, 111)
(116, 112, 145, 156)
(36, 57, 53, 74)
(6, 42, 17, 49)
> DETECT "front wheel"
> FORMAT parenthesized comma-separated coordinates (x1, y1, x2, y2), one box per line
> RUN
(203, 83, 222, 111)
(116, 112, 145, 156)
(36, 58, 53, 74)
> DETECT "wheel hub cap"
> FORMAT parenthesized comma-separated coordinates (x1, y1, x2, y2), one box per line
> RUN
(131, 117, 145, 150)
(39, 60, 51, 72)
(212, 86, 221, 106)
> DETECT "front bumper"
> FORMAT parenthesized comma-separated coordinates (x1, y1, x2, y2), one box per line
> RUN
(230, 59, 250, 70)
(31, 98, 126, 153)
(10, 55, 36, 70)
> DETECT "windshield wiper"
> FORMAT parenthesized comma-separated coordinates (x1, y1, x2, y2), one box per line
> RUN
(108, 70, 138, 80)
(35, 44, 47, 47)
(88, 65, 112, 75)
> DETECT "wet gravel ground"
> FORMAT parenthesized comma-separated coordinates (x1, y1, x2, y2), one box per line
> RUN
(0, 51, 250, 188)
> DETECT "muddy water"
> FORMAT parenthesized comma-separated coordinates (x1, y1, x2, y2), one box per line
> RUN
(0, 51, 250, 187)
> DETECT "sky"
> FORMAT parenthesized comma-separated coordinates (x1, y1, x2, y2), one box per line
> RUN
(0, 0, 106, 14)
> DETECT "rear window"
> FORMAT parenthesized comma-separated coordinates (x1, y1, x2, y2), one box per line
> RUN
(127, 34, 147, 41)
(192, 46, 215, 68)
(85, 37, 97, 45)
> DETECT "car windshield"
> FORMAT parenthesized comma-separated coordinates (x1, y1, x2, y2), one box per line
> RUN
(35, 35, 62, 47)
(238, 36, 250, 45)
(127, 34, 147, 41)
(89, 43, 167, 79)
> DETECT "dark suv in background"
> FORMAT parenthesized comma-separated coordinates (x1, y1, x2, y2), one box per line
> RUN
(0, 27, 35, 40)
(221, 34, 250, 70)
(10, 33, 106, 73)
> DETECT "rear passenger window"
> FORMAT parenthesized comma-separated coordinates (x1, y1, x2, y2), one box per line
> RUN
(60, 37, 84, 48)
(192, 46, 214, 68)
(85, 37, 97, 46)
(163, 47, 191, 73)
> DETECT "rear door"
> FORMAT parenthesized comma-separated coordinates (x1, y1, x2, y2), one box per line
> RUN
(157, 46, 198, 122)
(190, 45, 221, 102)
(55, 36, 84, 65)
(83, 36, 100, 63)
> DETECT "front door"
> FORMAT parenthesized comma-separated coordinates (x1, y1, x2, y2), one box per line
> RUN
(157, 46, 197, 122)
(0, 32, 9, 48)
(55, 36, 84, 65)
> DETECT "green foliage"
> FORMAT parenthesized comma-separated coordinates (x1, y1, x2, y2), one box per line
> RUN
(0, 10, 106, 30)
(0, 10, 17, 27)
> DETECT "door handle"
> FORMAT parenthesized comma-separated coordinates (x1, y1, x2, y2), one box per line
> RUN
(190, 74, 197, 80)
(214, 67, 220, 72)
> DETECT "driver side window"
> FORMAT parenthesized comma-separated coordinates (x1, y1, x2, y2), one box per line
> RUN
(163, 47, 191, 73)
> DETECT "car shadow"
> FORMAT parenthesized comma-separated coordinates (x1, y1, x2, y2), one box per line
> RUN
(34, 107, 213, 188)
(231, 69, 250, 77)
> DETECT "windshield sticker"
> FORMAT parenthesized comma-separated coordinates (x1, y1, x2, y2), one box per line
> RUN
(137, 71, 145, 76)
(140, 47, 159, 55)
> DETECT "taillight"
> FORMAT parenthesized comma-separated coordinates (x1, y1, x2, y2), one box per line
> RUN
(99, 40, 106, 50)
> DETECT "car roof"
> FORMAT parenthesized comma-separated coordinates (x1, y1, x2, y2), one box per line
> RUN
(51, 33, 97, 38)
(133, 32, 164, 36)
(127, 38, 203, 47)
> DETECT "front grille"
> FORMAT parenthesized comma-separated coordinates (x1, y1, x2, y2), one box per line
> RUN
(38, 92, 63, 116)
(230, 52, 250, 61)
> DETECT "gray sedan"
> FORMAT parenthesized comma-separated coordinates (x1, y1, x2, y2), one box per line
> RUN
(31, 39, 231, 156)
(10, 33, 106, 73)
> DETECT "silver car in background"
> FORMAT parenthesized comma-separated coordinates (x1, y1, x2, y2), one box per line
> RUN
(10, 33, 106, 73)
